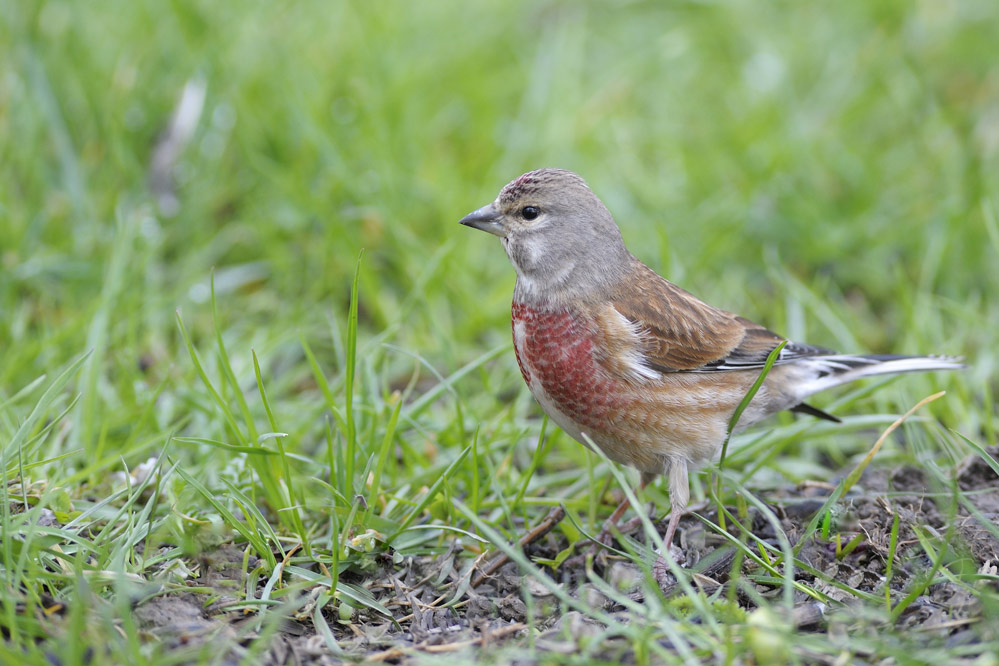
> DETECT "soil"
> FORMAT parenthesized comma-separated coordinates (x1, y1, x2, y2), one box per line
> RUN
(123, 447, 999, 663)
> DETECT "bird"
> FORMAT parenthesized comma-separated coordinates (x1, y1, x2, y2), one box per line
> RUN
(459, 167, 963, 561)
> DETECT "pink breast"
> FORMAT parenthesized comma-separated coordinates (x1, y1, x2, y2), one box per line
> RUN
(511, 303, 620, 429)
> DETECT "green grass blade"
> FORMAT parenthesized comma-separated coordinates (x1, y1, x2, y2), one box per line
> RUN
(173, 464, 277, 569)
(721, 340, 787, 467)
(385, 444, 473, 545)
(344, 251, 363, 497)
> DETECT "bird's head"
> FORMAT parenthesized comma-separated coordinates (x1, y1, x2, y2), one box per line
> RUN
(459, 168, 632, 303)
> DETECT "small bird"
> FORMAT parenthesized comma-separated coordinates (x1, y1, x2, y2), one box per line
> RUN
(459, 168, 962, 559)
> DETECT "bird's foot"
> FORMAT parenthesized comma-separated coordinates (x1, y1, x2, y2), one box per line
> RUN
(652, 543, 686, 591)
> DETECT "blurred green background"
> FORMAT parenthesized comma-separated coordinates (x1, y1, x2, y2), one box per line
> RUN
(2, 1, 998, 660)
(2, 0, 996, 476)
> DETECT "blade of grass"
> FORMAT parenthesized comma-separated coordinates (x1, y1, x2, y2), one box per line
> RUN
(300, 334, 340, 412)
(344, 251, 363, 497)
(720, 340, 787, 467)
(284, 565, 394, 620)
(385, 444, 472, 545)
(2, 353, 90, 581)
(885, 512, 900, 612)
(951, 429, 999, 476)
(172, 437, 280, 455)
(401, 344, 509, 418)
(173, 464, 276, 568)
(175, 311, 246, 445)
(210, 269, 258, 443)
(252, 349, 308, 552)
(841, 392, 945, 495)
(513, 415, 549, 513)
(367, 392, 402, 512)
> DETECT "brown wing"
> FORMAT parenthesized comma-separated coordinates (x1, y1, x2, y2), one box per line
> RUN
(607, 262, 832, 373)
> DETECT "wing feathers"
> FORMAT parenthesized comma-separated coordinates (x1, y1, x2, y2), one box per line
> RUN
(597, 259, 961, 393)
(606, 263, 745, 372)
(606, 261, 812, 373)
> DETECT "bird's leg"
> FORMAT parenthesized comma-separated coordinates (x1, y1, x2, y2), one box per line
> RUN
(661, 510, 683, 559)
(654, 460, 689, 587)
(594, 474, 653, 547)
(595, 495, 633, 546)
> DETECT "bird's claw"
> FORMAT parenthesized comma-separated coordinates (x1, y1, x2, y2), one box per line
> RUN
(652, 543, 686, 591)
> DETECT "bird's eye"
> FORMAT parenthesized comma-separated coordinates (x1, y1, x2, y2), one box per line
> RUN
(521, 206, 540, 220)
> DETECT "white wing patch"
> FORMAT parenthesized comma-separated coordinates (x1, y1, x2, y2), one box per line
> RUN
(611, 307, 661, 382)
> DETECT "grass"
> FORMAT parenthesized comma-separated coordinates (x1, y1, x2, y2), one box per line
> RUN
(2, 0, 998, 663)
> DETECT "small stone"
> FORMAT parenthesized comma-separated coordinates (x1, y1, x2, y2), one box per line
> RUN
(577, 583, 608, 609)
(526, 577, 554, 598)
(556, 611, 603, 641)
(608, 561, 641, 591)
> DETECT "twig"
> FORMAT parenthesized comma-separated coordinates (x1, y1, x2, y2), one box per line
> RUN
(423, 622, 525, 653)
(363, 622, 527, 661)
(471, 505, 565, 587)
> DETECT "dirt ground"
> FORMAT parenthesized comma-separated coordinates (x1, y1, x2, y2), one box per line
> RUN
(129, 448, 999, 664)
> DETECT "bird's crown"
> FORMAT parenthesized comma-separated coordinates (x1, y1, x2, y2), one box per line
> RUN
(498, 168, 588, 205)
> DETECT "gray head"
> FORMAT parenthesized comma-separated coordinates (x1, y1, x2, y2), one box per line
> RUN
(459, 169, 632, 304)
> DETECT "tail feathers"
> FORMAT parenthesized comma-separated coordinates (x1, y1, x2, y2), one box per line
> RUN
(794, 354, 964, 398)
(790, 402, 842, 423)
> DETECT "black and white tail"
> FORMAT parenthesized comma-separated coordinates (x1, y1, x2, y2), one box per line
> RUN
(793, 354, 965, 399)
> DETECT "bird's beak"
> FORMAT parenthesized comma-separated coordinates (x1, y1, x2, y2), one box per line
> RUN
(459, 203, 505, 237)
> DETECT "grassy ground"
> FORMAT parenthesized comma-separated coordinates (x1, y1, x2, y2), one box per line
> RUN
(2, 0, 998, 663)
